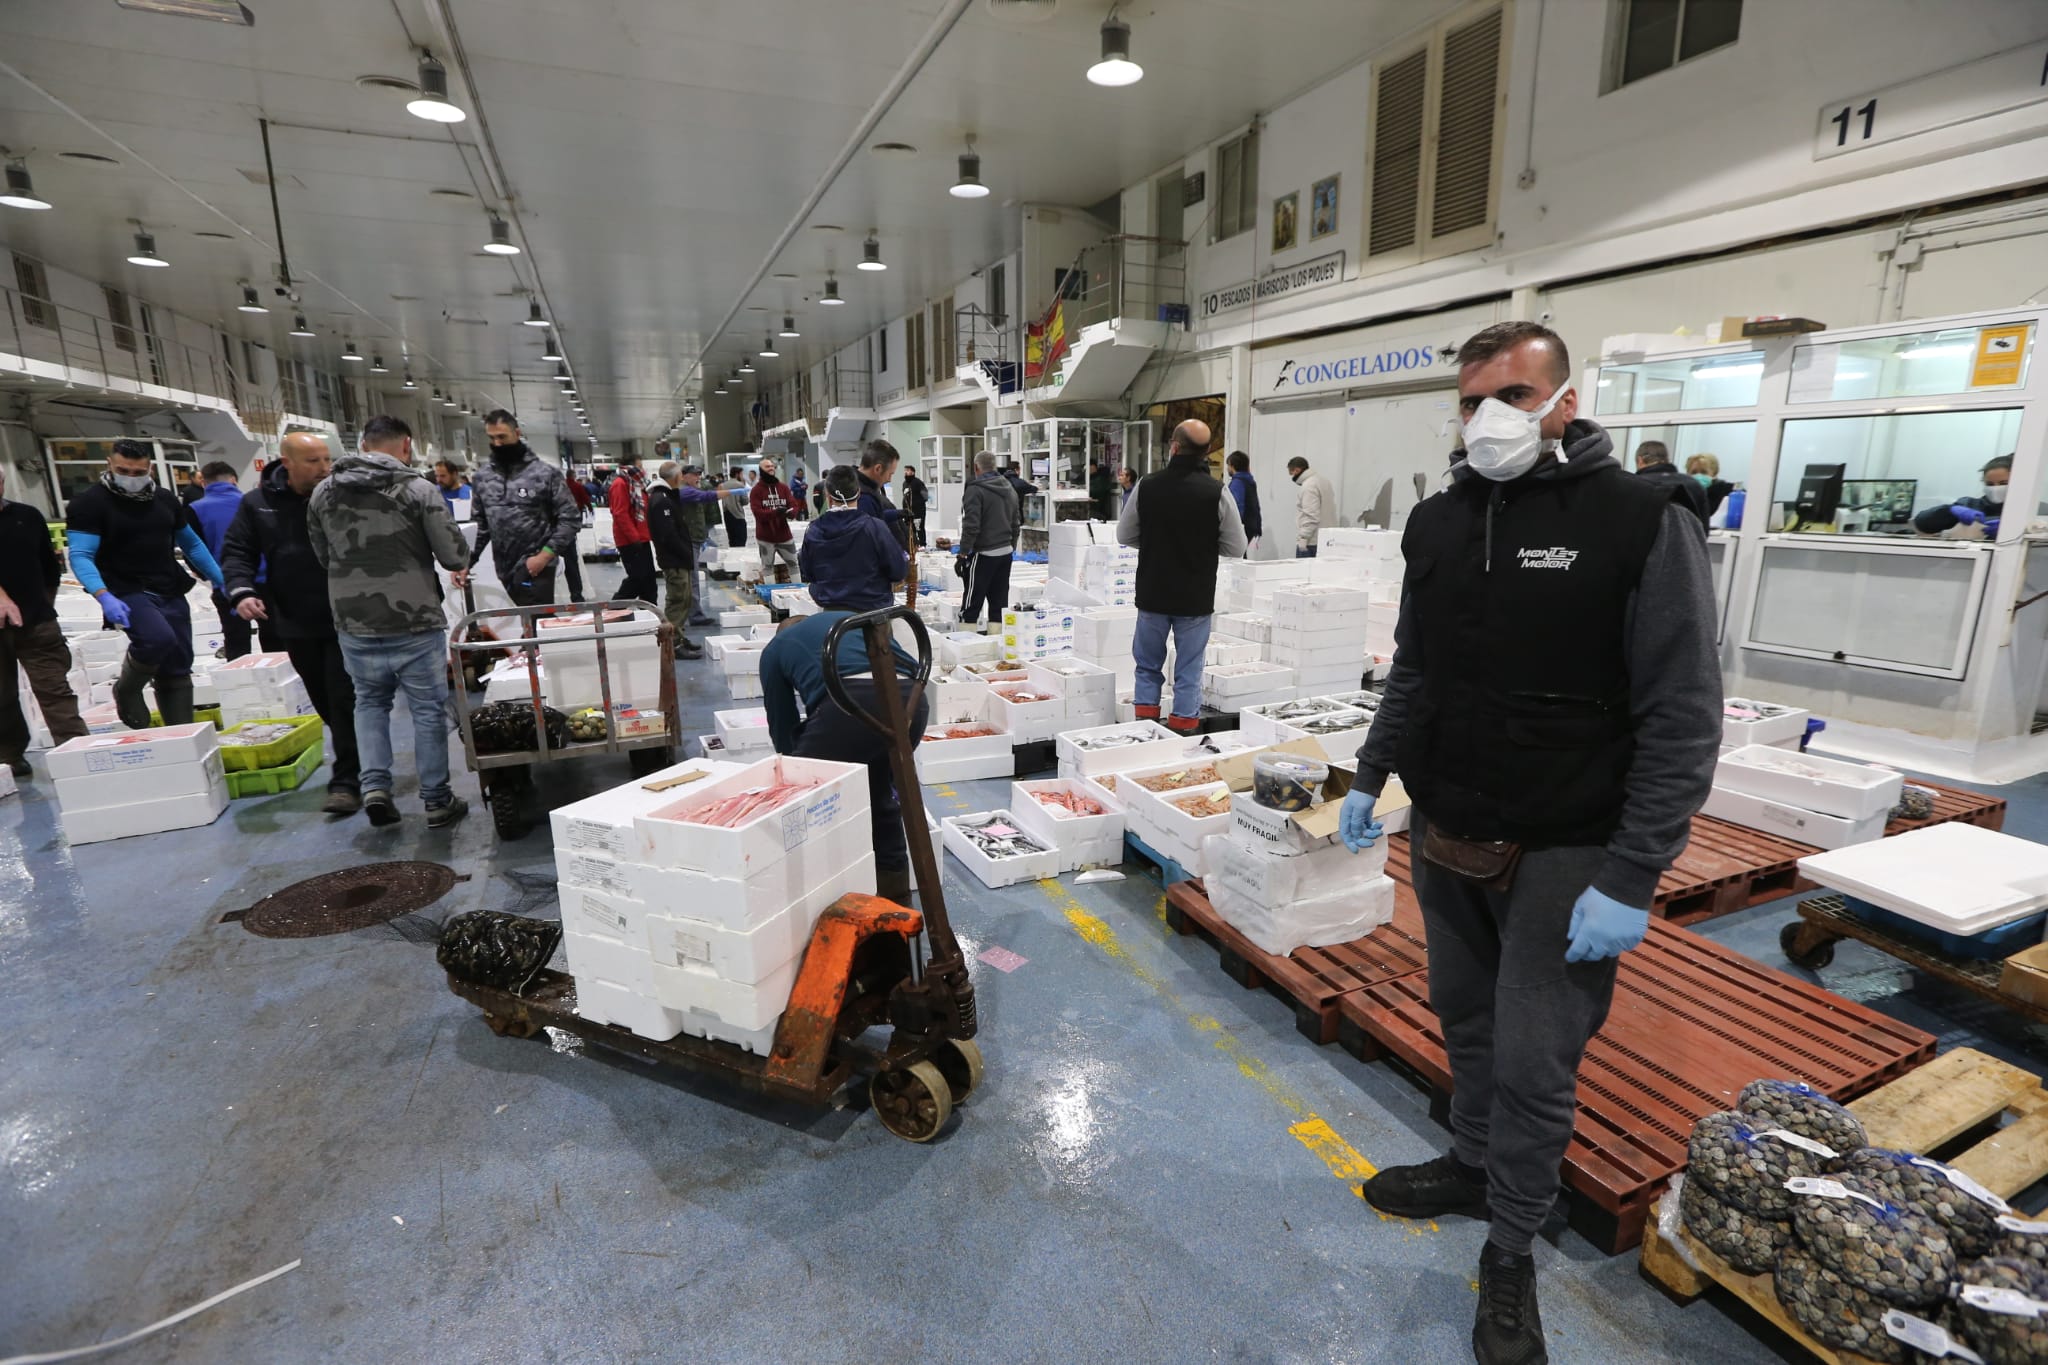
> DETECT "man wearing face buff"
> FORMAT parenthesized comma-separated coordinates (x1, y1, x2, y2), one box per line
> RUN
(65, 438, 227, 729)
(1336, 322, 1720, 1365)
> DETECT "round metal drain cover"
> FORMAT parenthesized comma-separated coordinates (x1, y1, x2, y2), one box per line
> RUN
(232, 861, 460, 938)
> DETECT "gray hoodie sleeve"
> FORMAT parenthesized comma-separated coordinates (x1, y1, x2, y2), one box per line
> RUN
(1116, 480, 1141, 545)
(1594, 504, 1723, 906)
(1353, 573, 1422, 796)
(1216, 486, 1247, 558)
(418, 483, 471, 572)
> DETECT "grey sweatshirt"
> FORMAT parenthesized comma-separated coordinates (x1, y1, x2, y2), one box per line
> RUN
(308, 452, 470, 636)
(1355, 422, 1722, 906)
(468, 444, 582, 585)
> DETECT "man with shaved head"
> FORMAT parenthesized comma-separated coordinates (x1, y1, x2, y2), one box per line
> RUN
(222, 431, 363, 815)
(1116, 418, 1245, 733)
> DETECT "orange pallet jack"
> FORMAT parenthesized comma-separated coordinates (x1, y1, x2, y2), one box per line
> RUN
(443, 604, 982, 1141)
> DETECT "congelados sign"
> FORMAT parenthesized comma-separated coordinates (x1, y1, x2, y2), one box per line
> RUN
(1253, 325, 1470, 399)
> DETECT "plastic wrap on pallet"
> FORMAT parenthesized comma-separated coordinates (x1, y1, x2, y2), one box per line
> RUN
(1772, 1247, 1925, 1365)
(1679, 1168, 1792, 1275)
(1789, 1175, 1956, 1307)
(1835, 1148, 2010, 1258)
(1738, 1079, 1868, 1155)
(1687, 1110, 1835, 1218)
(1954, 1255, 2048, 1364)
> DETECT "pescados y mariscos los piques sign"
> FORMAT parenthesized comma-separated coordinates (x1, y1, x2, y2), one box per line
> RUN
(1200, 251, 1346, 319)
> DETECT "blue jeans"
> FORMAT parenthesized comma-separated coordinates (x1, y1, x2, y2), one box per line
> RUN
(1133, 611, 1212, 719)
(337, 628, 454, 807)
(117, 590, 194, 678)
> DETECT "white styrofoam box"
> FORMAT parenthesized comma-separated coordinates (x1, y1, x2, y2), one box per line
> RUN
(1011, 777, 1123, 850)
(86, 681, 114, 707)
(1074, 606, 1138, 655)
(1049, 520, 1118, 548)
(651, 955, 801, 1034)
(726, 673, 766, 702)
(1271, 585, 1371, 623)
(0, 764, 14, 799)
(571, 980, 690, 1044)
(645, 854, 877, 985)
(607, 819, 872, 934)
(1206, 639, 1265, 666)
(1722, 697, 1811, 748)
(1054, 720, 1182, 777)
(60, 764, 228, 844)
(1293, 665, 1367, 694)
(70, 630, 128, 666)
(1716, 745, 1902, 822)
(78, 701, 124, 734)
(1123, 776, 1235, 851)
(942, 631, 1003, 668)
(929, 673, 991, 726)
(1074, 770, 1127, 812)
(1316, 527, 1400, 559)
(550, 759, 745, 862)
(703, 634, 746, 662)
(720, 607, 772, 629)
(1214, 612, 1271, 644)
(563, 925, 657, 994)
(916, 750, 1015, 785)
(1223, 560, 1312, 590)
(1027, 656, 1115, 705)
(1237, 711, 1305, 749)
(942, 811, 1059, 888)
(211, 651, 296, 692)
(1268, 641, 1362, 673)
(47, 722, 218, 779)
(56, 750, 224, 810)
(1203, 662, 1295, 703)
(1121, 798, 1206, 873)
(482, 659, 547, 705)
(1797, 824, 2048, 936)
(744, 622, 780, 642)
(987, 679, 1064, 742)
(1204, 837, 1397, 957)
(1702, 786, 1885, 852)
(632, 754, 869, 879)
(719, 642, 769, 677)
(1306, 555, 1378, 586)
(1064, 831, 1125, 871)
(714, 707, 771, 740)
(561, 881, 653, 945)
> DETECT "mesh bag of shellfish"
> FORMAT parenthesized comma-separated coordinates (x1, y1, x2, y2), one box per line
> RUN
(1677, 1172, 1790, 1275)
(1738, 1079, 1868, 1154)
(1772, 1247, 1940, 1365)
(1953, 1255, 2048, 1365)
(1832, 1148, 2010, 1259)
(1786, 1175, 1956, 1307)
(1987, 1214, 2048, 1272)
(1687, 1110, 1838, 1218)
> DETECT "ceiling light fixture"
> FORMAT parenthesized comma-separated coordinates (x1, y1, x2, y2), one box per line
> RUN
(340, 339, 363, 361)
(951, 139, 990, 199)
(540, 334, 563, 362)
(443, 392, 459, 408)
(739, 358, 755, 374)
(522, 300, 547, 327)
(0, 159, 51, 211)
(555, 365, 573, 385)
(857, 234, 886, 271)
(820, 275, 845, 306)
(779, 314, 800, 338)
(127, 230, 169, 268)
(370, 354, 388, 373)
(237, 283, 268, 313)
(401, 373, 417, 390)
(1087, 13, 1144, 86)
(483, 216, 520, 255)
(289, 314, 315, 337)
(715, 385, 727, 396)
(759, 336, 779, 358)
(406, 52, 466, 123)
(116, 0, 254, 24)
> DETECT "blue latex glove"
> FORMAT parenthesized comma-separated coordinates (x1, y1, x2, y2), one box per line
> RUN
(1565, 887, 1649, 963)
(1984, 518, 2001, 537)
(1338, 789, 1383, 853)
(1949, 505, 1985, 526)
(96, 593, 131, 630)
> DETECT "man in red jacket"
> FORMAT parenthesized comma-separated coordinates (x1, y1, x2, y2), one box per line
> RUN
(607, 457, 658, 604)
(750, 459, 799, 584)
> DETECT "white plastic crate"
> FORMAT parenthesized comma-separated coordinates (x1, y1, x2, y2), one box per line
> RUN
(47, 722, 218, 778)
(1715, 745, 1902, 822)
(941, 811, 1059, 888)
(631, 754, 868, 879)
(1722, 697, 1811, 748)
(1702, 787, 1885, 852)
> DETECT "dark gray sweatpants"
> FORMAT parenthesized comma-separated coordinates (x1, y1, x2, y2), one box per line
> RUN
(1410, 810, 1618, 1255)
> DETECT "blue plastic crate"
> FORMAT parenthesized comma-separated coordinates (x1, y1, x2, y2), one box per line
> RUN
(1844, 895, 2047, 961)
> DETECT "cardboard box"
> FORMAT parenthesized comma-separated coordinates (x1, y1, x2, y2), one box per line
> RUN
(1997, 942, 2048, 1009)
(60, 764, 229, 844)
(47, 722, 218, 779)
(632, 754, 868, 879)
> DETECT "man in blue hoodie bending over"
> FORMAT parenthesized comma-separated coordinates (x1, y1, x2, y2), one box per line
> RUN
(799, 466, 908, 612)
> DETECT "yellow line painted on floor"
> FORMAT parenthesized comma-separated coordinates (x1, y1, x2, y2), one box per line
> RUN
(1044, 882, 1434, 1233)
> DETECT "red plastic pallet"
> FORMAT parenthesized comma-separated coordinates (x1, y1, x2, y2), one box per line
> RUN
(1335, 918, 1936, 1254)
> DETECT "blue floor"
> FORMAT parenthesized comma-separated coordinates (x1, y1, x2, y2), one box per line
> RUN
(4, 563, 2044, 1362)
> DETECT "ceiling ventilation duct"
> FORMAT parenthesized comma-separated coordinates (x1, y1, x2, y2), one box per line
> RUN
(984, 0, 1058, 22)
(116, 0, 255, 22)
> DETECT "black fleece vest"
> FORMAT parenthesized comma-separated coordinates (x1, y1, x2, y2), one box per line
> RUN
(1395, 462, 1669, 846)
(1135, 457, 1224, 617)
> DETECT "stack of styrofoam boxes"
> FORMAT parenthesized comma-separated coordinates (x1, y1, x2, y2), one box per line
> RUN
(1048, 520, 1105, 584)
(984, 672, 1064, 743)
(1028, 656, 1115, 731)
(214, 652, 312, 728)
(1119, 757, 1237, 873)
(1704, 744, 1902, 851)
(765, 585, 818, 617)
(1001, 603, 1077, 665)
(1010, 776, 1124, 872)
(1316, 527, 1403, 579)
(1055, 720, 1184, 787)
(720, 603, 772, 631)
(65, 630, 128, 709)
(481, 657, 547, 705)
(50, 723, 229, 844)
(1207, 768, 1397, 956)
(537, 609, 665, 712)
(916, 550, 957, 594)
(941, 630, 1004, 670)
(1074, 606, 1139, 688)
(1220, 559, 1311, 616)
(1269, 585, 1371, 699)
(1722, 697, 1812, 755)
(1048, 521, 1139, 607)
(915, 713, 1013, 784)
(556, 755, 875, 1048)
(717, 636, 769, 701)
(1201, 661, 1295, 713)
(711, 707, 775, 759)
(1214, 612, 1270, 656)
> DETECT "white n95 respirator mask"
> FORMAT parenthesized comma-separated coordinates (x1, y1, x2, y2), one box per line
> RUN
(1462, 386, 1567, 482)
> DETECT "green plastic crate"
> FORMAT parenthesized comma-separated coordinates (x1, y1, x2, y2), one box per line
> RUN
(225, 739, 323, 797)
(148, 704, 223, 730)
(218, 714, 323, 771)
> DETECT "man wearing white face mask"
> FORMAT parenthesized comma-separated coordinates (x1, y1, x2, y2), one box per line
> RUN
(1334, 321, 1720, 1365)
(1912, 453, 2013, 536)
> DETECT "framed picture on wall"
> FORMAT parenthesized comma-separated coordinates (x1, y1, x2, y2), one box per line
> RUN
(1311, 175, 1340, 240)
(1272, 191, 1298, 253)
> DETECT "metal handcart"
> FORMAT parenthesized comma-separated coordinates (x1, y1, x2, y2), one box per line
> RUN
(450, 598, 682, 839)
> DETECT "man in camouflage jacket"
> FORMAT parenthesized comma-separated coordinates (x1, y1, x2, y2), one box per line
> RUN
(470, 410, 581, 607)
(308, 415, 472, 830)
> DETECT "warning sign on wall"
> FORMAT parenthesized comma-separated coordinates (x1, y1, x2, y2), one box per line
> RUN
(1970, 324, 2030, 388)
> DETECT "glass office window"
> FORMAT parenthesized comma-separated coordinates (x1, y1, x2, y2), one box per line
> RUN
(1608, 420, 1756, 526)
(1770, 408, 2024, 535)
(1594, 350, 1763, 415)
(1790, 322, 2034, 404)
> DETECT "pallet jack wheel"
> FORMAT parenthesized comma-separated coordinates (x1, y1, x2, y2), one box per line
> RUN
(1779, 921, 1835, 971)
(490, 783, 530, 839)
(870, 1060, 954, 1142)
(931, 1038, 985, 1104)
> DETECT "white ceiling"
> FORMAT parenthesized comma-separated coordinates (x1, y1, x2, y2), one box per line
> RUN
(0, 0, 1454, 439)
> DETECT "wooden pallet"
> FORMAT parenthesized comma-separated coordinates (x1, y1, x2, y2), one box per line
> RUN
(1163, 878, 1429, 1044)
(1640, 1047, 2048, 1365)
(1337, 918, 1936, 1254)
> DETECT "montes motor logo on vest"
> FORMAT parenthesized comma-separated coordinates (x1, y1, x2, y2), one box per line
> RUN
(1518, 547, 1580, 571)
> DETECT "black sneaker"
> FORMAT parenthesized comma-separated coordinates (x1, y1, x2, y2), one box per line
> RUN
(677, 638, 705, 660)
(6, 758, 29, 778)
(1361, 1153, 1491, 1221)
(363, 789, 401, 827)
(425, 795, 470, 829)
(321, 787, 362, 817)
(1473, 1243, 1546, 1365)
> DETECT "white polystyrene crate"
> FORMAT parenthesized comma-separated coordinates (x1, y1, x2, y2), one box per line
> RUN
(650, 955, 801, 1034)
(942, 811, 1059, 888)
(645, 854, 876, 985)
(60, 765, 228, 844)
(1715, 745, 1902, 822)
(1797, 824, 2048, 935)
(211, 651, 296, 692)
(574, 978, 689, 1041)
(714, 707, 771, 740)
(550, 758, 745, 861)
(619, 819, 872, 934)
(1011, 777, 1123, 850)
(1207, 845, 1397, 957)
(1213, 612, 1271, 644)
(561, 882, 653, 944)
(727, 674, 766, 702)
(1207, 639, 1265, 666)
(47, 722, 218, 779)
(482, 659, 547, 705)
(915, 723, 1011, 766)
(1053, 721, 1182, 777)
(631, 754, 868, 879)
(1268, 641, 1361, 672)
(1073, 770, 1127, 812)
(1237, 708, 1307, 749)
(1722, 697, 1811, 748)
(703, 635, 746, 662)
(1123, 777, 1235, 851)
(563, 926, 657, 995)
(55, 750, 224, 811)
(720, 607, 772, 629)
(987, 679, 1064, 742)
(71, 630, 128, 666)
(550, 653, 663, 711)
(941, 631, 1003, 667)
(1202, 662, 1295, 702)
(1702, 787, 1885, 852)
(1271, 585, 1372, 622)
(719, 642, 769, 677)
(1027, 656, 1115, 705)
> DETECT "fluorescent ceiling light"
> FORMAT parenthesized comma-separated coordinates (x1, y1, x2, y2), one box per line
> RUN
(0, 160, 51, 211)
(238, 284, 268, 313)
(116, 0, 254, 23)
(522, 300, 547, 327)
(483, 216, 520, 255)
(406, 53, 466, 123)
(127, 231, 169, 267)
(289, 314, 315, 337)
(857, 235, 886, 271)
(1087, 16, 1143, 86)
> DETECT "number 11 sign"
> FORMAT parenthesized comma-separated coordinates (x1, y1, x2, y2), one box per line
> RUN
(1814, 39, 2048, 161)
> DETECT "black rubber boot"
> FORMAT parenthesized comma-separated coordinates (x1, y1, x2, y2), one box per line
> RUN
(876, 868, 914, 906)
(1473, 1243, 1547, 1365)
(154, 674, 195, 727)
(112, 652, 156, 730)
(1361, 1152, 1491, 1221)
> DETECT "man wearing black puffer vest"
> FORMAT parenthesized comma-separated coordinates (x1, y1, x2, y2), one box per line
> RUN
(1336, 322, 1721, 1365)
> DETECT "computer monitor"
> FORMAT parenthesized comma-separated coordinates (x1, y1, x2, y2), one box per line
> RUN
(1840, 479, 1919, 527)
(1794, 463, 1846, 528)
